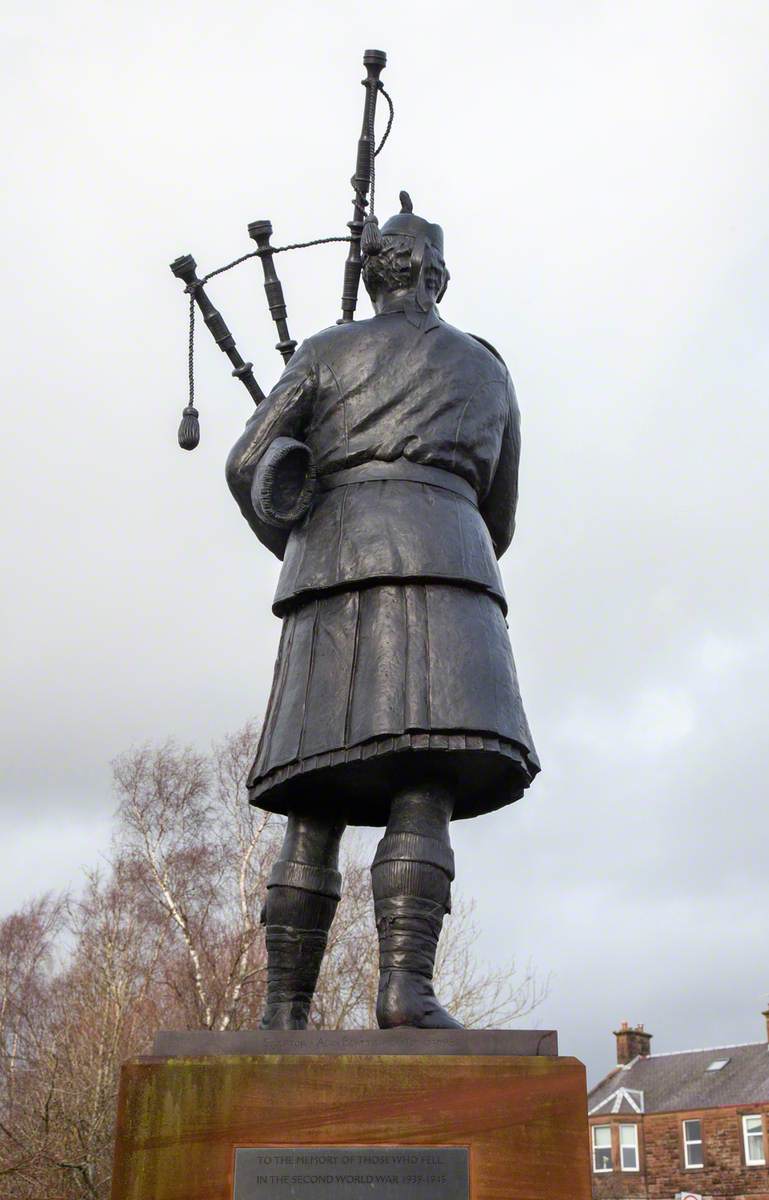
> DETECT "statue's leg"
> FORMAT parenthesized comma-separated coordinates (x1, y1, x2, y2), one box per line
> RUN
(371, 782, 463, 1029)
(260, 812, 345, 1030)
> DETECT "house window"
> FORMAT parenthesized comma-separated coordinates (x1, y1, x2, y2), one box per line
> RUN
(619, 1123, 639, 1171)
(683, 1118, 704, 1168)
(743, 1114, 766, 1166)
(592, 1124, 612, 1172)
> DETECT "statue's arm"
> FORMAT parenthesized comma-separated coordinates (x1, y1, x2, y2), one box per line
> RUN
(225, 341, 316, 558)
(480, 375, 521, 559)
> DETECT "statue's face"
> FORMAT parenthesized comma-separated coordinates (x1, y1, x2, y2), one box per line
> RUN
(422, 246, 448, 302)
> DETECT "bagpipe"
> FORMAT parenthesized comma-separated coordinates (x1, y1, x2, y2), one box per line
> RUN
(170, 49, 392, 452)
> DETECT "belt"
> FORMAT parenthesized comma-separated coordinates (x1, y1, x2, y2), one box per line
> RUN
(318, 459, 478, 506)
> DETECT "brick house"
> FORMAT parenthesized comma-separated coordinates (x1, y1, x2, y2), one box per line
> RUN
(587, 1007, 769, 1200)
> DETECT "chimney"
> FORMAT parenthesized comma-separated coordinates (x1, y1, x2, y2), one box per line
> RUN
(762, 1003, 769, 1043)
(614, 1021, 653, 1065)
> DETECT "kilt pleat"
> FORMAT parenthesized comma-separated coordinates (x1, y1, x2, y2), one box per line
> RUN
(249, 582, 539, 824)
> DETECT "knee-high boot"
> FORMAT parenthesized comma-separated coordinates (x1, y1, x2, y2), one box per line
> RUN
(371, 832, 463, 1030)
(259, 860, 341, 1030)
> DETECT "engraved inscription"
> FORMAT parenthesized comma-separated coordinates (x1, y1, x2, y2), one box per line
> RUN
(233, 1146, 469, 1199)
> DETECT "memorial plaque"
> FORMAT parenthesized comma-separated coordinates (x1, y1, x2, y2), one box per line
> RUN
(233, 1146, 469, 1199)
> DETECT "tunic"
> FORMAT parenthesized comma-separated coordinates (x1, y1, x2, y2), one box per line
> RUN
(226, 298, 539, 825)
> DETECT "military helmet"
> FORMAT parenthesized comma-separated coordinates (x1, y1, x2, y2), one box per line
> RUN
(368, 191, 448, 311)
(380, 191, 444, 257)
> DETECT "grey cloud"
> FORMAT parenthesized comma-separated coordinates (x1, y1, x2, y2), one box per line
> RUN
(2, 0, 768, 1083)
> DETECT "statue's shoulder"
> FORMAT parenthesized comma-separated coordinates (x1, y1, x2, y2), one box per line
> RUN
(301, 315, 379, 357)
(466, 332, 508, 369)
(436, 319, 510, 376)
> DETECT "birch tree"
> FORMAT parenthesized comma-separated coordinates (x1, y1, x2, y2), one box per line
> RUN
(0, 724, 547, 1198)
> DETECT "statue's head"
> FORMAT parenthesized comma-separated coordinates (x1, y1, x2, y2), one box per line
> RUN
(362, 191, 449, 312)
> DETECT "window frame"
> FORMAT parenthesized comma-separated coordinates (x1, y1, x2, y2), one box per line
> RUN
(682, 1117, 704, 1169)
(618, 1122, 640, 1173)
(742, 1113, 766, 1167)
(591, 1123, 613, 1173)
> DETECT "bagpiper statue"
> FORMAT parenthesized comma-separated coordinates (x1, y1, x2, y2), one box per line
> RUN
(171, 50, 539, 1031)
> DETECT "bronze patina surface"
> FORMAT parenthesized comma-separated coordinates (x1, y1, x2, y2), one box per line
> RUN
(171, 49, 542, 1033)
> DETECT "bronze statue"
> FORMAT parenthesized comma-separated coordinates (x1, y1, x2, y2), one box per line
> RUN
(172, 51, 538, 1031)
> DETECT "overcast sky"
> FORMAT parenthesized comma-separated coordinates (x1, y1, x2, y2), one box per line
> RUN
(2, 0, 768, 1084)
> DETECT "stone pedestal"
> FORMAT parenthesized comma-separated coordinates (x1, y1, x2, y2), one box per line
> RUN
(110, 1030, 590, 1200)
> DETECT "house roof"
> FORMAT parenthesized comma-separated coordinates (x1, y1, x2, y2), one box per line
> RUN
(589, 1041, 769, 1115)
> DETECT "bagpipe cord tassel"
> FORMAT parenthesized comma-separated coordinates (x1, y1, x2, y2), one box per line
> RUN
(178, 290, 200, 450)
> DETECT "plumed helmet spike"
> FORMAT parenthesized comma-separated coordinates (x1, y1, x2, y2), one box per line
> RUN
(380, 201, 444, 259)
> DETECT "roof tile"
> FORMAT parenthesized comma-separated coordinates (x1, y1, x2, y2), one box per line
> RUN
(589, 1042, 769, 1114)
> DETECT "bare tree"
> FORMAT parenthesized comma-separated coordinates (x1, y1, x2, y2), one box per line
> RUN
(0, 865, 173, 1198)
(0, 724, 547, 1198)
(42, 861, 172, 1196)
(112, 725, 282, 1031)
(0, 895, 63, 1191)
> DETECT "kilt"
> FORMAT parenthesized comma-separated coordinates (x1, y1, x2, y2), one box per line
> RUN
(248, 581, 540, 825)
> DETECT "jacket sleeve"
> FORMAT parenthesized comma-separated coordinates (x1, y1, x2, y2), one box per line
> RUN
(225, 340, 317, 559)
(479, 373, 521, 560)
